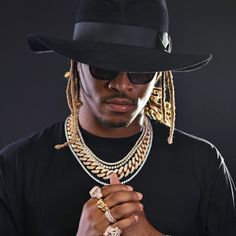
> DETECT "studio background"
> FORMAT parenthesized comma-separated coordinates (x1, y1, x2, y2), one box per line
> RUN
(0, 0, 235, 181)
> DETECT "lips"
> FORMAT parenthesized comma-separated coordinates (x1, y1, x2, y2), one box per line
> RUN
(104, 98, 135, 113)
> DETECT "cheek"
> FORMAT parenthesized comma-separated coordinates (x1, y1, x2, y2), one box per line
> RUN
(79, 64, 101, 96)
(137, 83, 155, 106)
(79, 72, 100, 97)
(83, 80, 97, 95)
(80, 78, 106, 107)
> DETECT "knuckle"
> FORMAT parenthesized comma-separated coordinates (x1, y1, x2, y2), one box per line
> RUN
(133, 192, 140, 200)
(129, 215, 138, 226)
(115, 215, 137, 231)
(83, 201, 90, 210)
(101, 185, 109, 196)
(110, 193, 121, 203)
(83, 199, 95, 209)
(87, 212, 94, 222)
(122, 184, 131, 191)
(123, 202, 140, 215)
(136, 202, 142, 211)
(111, 206, 121, 217)
(91, 222, 100, 233)
(111, 202, 139, 219)
(86, 209, 96, 221)
(102, 184, 128, 197)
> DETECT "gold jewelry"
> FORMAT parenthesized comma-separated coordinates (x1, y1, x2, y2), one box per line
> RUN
(65, 115, 153, 185)
(145, 71, 176, 144)
(103, 225, 122, 236)
(97, 199, 109, 212)
(105, 209, 117, 223)
(89, 186, 103, 199)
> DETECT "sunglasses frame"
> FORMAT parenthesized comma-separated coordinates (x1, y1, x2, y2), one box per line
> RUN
(89, 66, 156, 84)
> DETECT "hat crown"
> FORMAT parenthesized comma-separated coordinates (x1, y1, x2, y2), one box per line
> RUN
(75, 0, 169, 32)
(27, 0, 211, 73)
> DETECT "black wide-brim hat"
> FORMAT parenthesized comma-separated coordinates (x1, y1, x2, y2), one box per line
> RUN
(28, 0, 212, 73)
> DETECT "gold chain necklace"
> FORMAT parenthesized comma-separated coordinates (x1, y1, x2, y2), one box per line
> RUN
(65, 116, 153, 185)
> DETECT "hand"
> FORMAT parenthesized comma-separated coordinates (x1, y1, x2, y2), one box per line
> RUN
(76, 176, 143, 236)
(122, 213, 165, 236)
(110, 174, 165, 236)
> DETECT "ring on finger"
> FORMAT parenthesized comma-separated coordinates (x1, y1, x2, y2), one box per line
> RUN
(89, 186, 103, 199)
(105, 209, 117, 223)
(103, 225, 122, 236)
(97, 199, 109, 212)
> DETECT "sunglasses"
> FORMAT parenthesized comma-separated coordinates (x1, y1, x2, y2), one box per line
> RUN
(89, 66, 156, 84)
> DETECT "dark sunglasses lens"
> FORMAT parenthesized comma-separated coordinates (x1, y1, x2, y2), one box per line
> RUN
(89, 66, 117, 80)
(128, 73, 155, 84)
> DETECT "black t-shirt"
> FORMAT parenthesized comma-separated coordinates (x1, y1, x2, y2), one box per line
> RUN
(0, 120, 235, 236)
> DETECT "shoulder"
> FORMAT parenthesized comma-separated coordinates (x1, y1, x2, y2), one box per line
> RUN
(0, 121, 65, 164)
(151, 119, 224, 168)
(151, 119, 216, 148)
(174, 127, 220, 155)
(151, 120, 235, 195)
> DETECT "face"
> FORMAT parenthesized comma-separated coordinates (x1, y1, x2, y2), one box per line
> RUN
(78, 63, 157, 128)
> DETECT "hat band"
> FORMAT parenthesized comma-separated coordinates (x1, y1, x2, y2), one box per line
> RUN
(73, 22, 172, 53)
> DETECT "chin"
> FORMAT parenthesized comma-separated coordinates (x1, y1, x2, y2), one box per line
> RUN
(97, 114, 133, 128)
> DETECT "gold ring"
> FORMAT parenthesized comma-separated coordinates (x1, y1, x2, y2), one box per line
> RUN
(103, 225, 122, 236)
(105, 209, 117, 223)
(97, 199, 109, 212)
(89, 186, 103, 199)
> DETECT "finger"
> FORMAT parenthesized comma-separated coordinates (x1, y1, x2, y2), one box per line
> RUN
(105, 191, 143, 208)
(101, 184, 133, 198)
(110, 173, 120, 185)
(113, 215, 139, 231)
(111, 202, 143, 220)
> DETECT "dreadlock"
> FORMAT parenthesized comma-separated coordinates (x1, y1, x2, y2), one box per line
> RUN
(55, 60, 176, 149)
(166, 71, 176, 144)
(161, 71, 167, 123)
(54, 60, 81, 149)
(144, 71, 176, 144)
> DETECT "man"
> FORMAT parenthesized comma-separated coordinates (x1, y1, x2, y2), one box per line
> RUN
(0, 0, 235, 235)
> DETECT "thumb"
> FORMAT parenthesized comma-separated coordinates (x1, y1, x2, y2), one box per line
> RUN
(110, 173, 121, 185)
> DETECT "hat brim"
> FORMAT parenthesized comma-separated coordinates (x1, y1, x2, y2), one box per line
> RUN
(28, 34, 212, 72)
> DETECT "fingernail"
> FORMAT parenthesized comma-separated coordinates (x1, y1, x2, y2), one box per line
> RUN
(136, 192, 143, 200)
(134, 215, 139, 223)
(138, 203, 143, 210)
(126, 185, 133, 191)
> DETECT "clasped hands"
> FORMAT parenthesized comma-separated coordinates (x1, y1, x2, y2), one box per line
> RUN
(76, 173, 165, 236)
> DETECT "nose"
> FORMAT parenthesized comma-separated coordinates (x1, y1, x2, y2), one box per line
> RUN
(107, 72, 134, 92)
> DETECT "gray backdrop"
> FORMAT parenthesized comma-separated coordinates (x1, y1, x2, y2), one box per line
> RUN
(0, 0, 235, 181)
